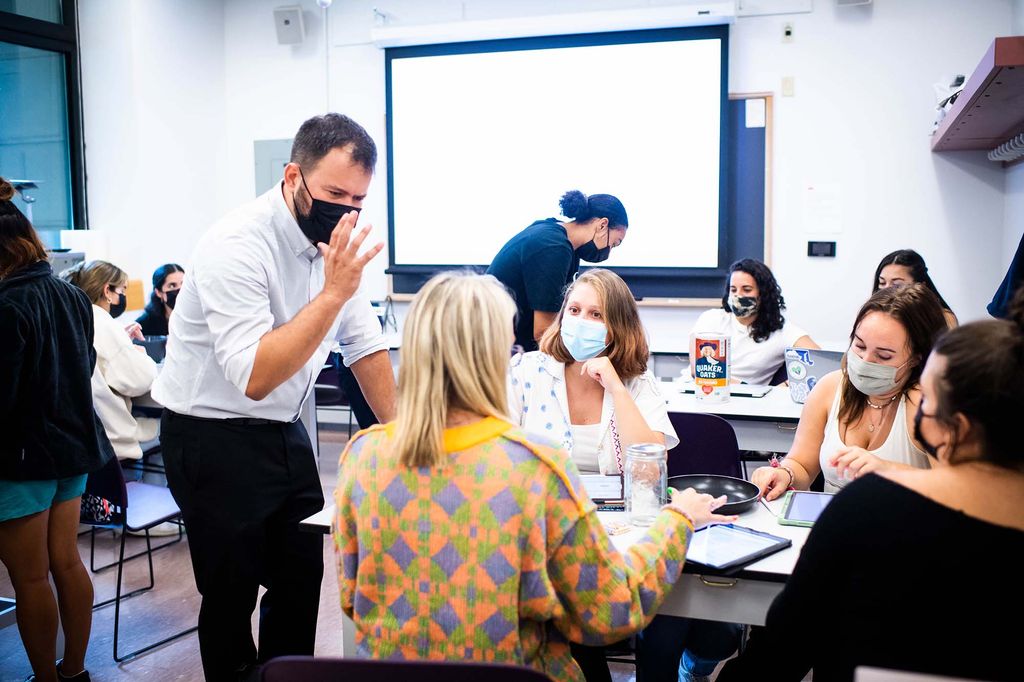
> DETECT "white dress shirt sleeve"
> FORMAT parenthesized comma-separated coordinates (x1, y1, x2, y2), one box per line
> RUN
(195, 239, 275, 395)
(334, 289, 388, 368)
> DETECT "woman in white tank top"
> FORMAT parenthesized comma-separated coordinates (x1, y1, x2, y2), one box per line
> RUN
(751, 285, 948, 501)
(817, 377, 930, 492)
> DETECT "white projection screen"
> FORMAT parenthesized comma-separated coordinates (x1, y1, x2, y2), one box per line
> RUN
(386, 27, 728, 276)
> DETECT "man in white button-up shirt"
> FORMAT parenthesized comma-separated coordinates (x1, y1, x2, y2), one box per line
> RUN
(152, 113, 395, 681)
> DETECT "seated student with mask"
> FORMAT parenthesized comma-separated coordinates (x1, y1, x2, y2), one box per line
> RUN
(752, 284, 947, 500)
(334, 272, 736, 682)
(488, 190, 628, 352)
(508, 268, 677, 475)
(507, 268, 677, 682)
(136, 263, 184, 337)
(720, 286, 1024, 682)
(63, 261, 158, 461)
(690, 259, 817, 385)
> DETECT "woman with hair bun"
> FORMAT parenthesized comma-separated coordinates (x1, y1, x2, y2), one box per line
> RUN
(488, 190, 629, 352)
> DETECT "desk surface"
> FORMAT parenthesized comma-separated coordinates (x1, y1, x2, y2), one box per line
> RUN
(663, 382, 804, 422)
(301, 498, 809, 582)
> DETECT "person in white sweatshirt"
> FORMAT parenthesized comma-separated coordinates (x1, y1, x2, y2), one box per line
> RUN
(62, 261, 158, 460)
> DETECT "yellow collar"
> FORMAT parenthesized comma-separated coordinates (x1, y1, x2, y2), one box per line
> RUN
(385, 416, 512, 452)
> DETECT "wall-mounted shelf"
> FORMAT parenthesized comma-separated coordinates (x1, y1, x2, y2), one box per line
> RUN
(931, 37, 1024, 156)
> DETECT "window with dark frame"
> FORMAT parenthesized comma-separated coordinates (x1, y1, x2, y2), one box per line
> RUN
(0, 0, 87, 244)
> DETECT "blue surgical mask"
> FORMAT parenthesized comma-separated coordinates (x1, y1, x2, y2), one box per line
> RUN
(560, 315, 608, 362)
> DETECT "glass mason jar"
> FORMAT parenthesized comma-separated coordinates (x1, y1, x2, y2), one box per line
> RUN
(625, 443, 667, 527)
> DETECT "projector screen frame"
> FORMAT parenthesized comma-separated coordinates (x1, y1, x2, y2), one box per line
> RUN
(385, 25, 744, 299)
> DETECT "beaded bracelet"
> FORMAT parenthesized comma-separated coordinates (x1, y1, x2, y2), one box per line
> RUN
(770, 455, 795, 489)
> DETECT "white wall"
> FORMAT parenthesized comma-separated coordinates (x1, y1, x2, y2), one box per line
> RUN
(80, 0, 1018, 347)
(77, 0, 229, 301)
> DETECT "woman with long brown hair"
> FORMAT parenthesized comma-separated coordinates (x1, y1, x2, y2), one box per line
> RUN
(508, 268, 677, 477)
(752, 284, 948, 499)
(0, 177, 111, 681)
(721, 286, 1024, 681)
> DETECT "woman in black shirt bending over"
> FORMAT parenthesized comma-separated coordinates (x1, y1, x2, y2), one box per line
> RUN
(487, 190, 628, 352)
(720, 286, 1024, 682)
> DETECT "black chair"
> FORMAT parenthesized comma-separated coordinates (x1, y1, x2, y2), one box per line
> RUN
(769, 362, 789, 386)
(261, 657, 552, 682)
(604, 413, 744, 671)
(314, 357, 355, 437)
(82, 457, 197, 661)
(666, 412, 743, 479)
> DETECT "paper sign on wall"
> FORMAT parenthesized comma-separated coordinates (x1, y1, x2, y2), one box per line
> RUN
(802, 183, 843, 234)
(745, 99, 766, 128)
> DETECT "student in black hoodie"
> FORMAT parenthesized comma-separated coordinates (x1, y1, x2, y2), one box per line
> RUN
(0, 177, 112, 682)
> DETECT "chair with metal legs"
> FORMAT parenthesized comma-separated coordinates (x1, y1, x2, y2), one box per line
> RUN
(82, 457, 197, 662)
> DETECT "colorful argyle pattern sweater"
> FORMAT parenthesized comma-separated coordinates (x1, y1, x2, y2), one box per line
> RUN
(333, 417, 693, 681)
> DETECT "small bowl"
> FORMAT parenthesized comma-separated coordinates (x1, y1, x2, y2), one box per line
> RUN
(667, 474, 760, 515)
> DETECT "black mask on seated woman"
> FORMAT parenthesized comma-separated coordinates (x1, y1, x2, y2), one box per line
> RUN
(109, 292, 127, 319)
(165, 288, 179, 310)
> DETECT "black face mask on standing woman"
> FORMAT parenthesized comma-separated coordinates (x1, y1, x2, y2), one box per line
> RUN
(575, 224, 612, 263)
(293, 169, 361, 246)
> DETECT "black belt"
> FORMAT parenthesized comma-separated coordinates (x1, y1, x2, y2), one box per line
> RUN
(164, 409, 287, 427)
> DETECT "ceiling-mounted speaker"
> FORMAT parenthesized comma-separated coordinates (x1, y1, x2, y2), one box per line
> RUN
(274, 6, 305, 44)
(836, 0, 872, 6)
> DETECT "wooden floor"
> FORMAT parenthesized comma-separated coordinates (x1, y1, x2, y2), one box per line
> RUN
(0, 430, 639, 681)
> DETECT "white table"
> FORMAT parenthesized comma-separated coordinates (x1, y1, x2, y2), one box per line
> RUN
(601, 498, 808, 626)
(663, 383, 804, 453)
(300, 497, 809, 654)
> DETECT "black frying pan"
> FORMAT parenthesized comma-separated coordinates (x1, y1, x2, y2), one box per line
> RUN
(667, 475, 760, 515)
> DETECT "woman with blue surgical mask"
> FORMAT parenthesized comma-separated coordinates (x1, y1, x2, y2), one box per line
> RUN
(508, 269, 677, 476)
(507, 268, 678, 682)
(753, 284, 948, 500)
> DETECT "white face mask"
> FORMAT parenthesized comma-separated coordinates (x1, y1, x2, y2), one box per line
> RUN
(846, 348, 910, 396)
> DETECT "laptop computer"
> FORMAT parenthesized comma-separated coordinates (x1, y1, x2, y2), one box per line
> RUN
(785, 347, 844, 404)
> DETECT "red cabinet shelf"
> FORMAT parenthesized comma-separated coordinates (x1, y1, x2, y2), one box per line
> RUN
(931, 37, 1024, 153)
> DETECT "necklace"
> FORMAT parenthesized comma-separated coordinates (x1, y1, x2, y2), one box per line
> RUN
(866, 394, 899, 409)
(864, 394, 898, 432)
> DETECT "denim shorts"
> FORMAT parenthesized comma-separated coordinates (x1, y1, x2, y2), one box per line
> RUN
(0, 474, 88, 523)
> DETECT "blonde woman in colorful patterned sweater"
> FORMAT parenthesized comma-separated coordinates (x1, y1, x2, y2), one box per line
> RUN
(333, 272, 735, 681)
